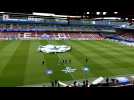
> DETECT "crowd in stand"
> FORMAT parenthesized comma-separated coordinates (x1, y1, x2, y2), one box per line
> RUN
(50, 76, 134, 87)
(0, 32, 104, 40)
(41, 33, 104, 40)
(120, 33, 134, 41)
(50, 80, 90, 87)
(51, 80, 60, 87)
(0, 24, 102, 31)
(106, 33, 134, 42)
(1, 31, 134, 42)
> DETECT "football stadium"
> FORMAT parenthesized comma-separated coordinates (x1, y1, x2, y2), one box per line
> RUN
(0, 10, 134, 87)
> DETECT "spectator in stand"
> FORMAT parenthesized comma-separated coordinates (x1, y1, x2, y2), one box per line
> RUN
(55, 80, 58, 87)
(77, 82, 81, 87)
(57, 82, 60, 87)
(106, 77, 109, 85)
(73, 81, 77, 87)
(82, 80, 86, 87)
(111, 79, 116, 85)
(51, 81, 55, 87)
(116, 80, 119, 85)
(85, 80, 89, 87)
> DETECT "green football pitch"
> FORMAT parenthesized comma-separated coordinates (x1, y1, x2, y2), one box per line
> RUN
(0, 40, 134, 87)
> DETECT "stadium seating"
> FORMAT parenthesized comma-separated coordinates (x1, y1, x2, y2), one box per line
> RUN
(0, 23, 115, 32)
(67, 33, 104, 40)
(106, 33, 134, 42)
(0, 32, 105, 40)
(120, 33, 134, 41)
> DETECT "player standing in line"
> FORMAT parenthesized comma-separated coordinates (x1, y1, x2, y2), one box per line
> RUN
(42, 60, 45, 65)
(85, 56, 88, 64)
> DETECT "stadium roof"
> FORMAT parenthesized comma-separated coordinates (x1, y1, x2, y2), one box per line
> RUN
(1, 7, 134, 19)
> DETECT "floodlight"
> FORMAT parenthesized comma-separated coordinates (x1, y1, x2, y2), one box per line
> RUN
(114, 12, 118, 14)
(87, 12, 90, 14)
(103, 12, 107, 15)
(125, 18, 128, 20)
(96, 12, 100, 15)
(0, 12, 5, 13)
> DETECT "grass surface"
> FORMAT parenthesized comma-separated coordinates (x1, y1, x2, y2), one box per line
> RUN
(0, 40, 134, 86)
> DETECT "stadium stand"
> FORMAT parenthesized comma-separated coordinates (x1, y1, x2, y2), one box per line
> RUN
(106, 32, 134, 42)
(39, 33, 104, 40)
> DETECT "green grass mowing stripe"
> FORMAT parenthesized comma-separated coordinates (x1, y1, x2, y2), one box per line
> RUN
(104, 40, 134, 52)
(51, 40, 74, 81)
(43, 41, 134, 78)
(80, 41, 126, 63)
(39, 40, 73, 82)
(80, 40, 134, 76)
(49, 40, 73, 81)
(70, 40, 115, 66)
(79, 41, 134, 75)
(0, 41, 21, 76)
(68, 40, 115, 77)
(54, 40, 83, 80)
(97, 40, 134, 56)
(56, 40, 91, 80)
(81, 40, 132, 66)
(0, 40, 30, 87)
(73, 42, 124, 73)
(99, 41, 134, 73)
(56, 40, 83, 80)
(0, 40, 12, 51)
(89, 41, 134, 69)
(24, 40, 50, 85)
(67, 41, 108, 77)
(63, 40, 91, 79)
(91, 41, 134, 74)
(103, 41, 134, 65)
